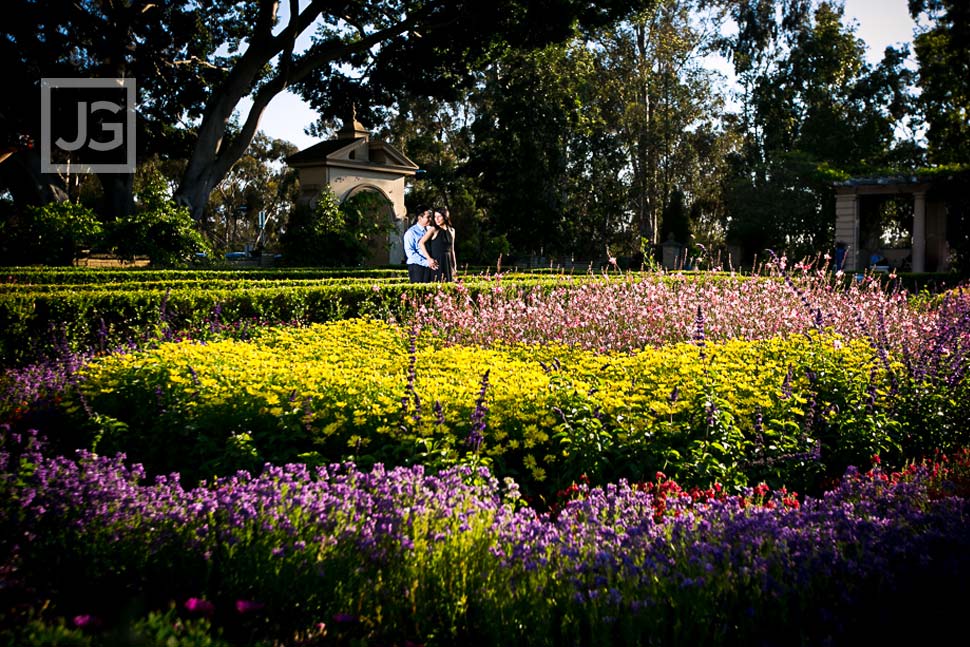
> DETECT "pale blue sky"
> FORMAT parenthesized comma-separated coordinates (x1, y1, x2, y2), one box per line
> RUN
(248, 0, 919, 151)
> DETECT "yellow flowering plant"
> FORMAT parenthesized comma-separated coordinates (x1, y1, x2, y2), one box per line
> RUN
(62, 318, 896, 495)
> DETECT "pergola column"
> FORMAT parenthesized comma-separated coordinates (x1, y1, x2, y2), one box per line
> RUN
(912, 191, 926, 273)
(834, 192, 859, 270)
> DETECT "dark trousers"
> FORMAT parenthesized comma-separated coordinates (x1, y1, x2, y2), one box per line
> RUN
(407, 263, 431, 283)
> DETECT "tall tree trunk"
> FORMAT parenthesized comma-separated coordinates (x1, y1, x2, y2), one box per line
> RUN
(6, 150, 70, 207)
(97, 172, 134, 221)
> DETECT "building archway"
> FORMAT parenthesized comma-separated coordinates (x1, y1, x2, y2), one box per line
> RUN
(341, 184, 396, 266)
(286, 109, 419, 266)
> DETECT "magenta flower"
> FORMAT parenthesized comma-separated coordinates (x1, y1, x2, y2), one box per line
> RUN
(184, 597, 215, 615)
(235, 599, 265, 614)
(72, 614, 100, 629)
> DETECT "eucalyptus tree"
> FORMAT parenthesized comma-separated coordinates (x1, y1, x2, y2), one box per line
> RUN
(593, 0, 729, 250)
(718, 0, 915, 262)
(207, 133, 298, 254)
(909, 0, 970, 164)
(2, 0, 655, 228)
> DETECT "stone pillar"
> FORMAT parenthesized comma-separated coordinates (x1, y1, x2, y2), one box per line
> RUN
(834, 193, 859, 270)
(912, 191, 926, 273)
(661, 238, 684, 270)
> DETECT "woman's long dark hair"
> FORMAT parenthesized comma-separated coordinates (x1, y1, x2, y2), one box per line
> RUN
(432, 208, 452, 242)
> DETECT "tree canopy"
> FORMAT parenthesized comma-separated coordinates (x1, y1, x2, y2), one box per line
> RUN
(0, 0, 656, 223)
(2, 0, 967, 270)
(909, 0, 970, 164)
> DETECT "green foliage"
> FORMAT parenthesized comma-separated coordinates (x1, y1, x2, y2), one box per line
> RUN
(44, 319, 955, 498)
(721, 1, 918, 262)
(909, 0, 970, 164)
(0, 201, 103, 266)
(107, 176, 210, 267)
(724, 150, 832, 262)
(129, 606, 231, 647)
(281, 187, 392, 266)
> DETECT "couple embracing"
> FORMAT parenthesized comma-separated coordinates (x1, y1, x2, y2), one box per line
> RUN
(404, 206, 457, 283)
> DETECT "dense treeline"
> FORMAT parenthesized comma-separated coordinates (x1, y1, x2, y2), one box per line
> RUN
(1, 0, 967, 268)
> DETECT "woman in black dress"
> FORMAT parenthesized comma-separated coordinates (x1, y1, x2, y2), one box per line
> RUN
(418, 209, 456, 282)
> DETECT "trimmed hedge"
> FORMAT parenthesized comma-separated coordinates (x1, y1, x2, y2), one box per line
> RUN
(0, 269, 771, 367)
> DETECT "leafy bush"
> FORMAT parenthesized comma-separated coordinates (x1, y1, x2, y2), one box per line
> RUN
(0, 201, 103, 265)
(280, 187, 394, 266)
(106, 176, 210, 267)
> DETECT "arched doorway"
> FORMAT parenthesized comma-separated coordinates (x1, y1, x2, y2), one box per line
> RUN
(341, 185, 396, 267)
(285, 109, 419, 266)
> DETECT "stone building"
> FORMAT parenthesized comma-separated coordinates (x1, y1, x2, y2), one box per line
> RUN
(286, 110, 419, 266)
(834, 176, 949, 272)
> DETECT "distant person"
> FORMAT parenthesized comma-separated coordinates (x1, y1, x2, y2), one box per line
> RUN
(834, 241, 847, 271)
(404, 207, 437, 282)
(418, 209, 454, 282)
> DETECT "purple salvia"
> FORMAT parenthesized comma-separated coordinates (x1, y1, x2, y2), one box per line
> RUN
(209, 303, 224, 334)
(97, 318, 109, 352)
(865, 367, 878, 413)
(781, 364, 793, 399)
(803, 389, 817, 433)
(467, 369, 490, 452)
(694, 305, 706, 359)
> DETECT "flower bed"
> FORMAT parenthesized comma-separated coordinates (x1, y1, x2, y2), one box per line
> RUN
(1, 431, 968, 646)
(8, 319, 940, 495)
(1, 268, 969, 645)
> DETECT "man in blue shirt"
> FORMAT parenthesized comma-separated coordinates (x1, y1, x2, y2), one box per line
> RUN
(404, 206, 438, 282)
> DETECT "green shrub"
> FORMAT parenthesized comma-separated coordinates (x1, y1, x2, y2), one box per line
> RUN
(106, 176, 210, 267)
(0, 201, 103, 265)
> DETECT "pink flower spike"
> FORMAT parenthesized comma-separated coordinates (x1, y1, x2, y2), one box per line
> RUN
(185, 597, 215, 615)
(235, 599, 265, 614)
